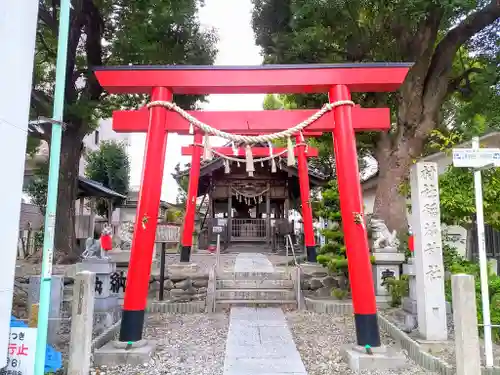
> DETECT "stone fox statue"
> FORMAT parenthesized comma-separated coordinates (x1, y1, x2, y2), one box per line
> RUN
(369, 217, 400, 250)
(82, 224, 112, 259)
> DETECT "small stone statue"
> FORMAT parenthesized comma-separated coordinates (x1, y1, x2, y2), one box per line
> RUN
(82, 225, 112, 259)
(369, 217, 400, 251)
(82, 235, 101, 259)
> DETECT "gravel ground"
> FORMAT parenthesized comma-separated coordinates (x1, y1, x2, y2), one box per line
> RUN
(383, 307, 500, 368)
(286, 311, 440, 375)
(93, 313, 229, 375)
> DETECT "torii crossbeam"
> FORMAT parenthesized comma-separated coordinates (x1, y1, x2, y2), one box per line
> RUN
(94, 63, 411, 350)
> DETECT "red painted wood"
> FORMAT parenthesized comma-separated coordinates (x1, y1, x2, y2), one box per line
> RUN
(295, 134, 316, 250)
(122, 87, 171, 312)
(330, 85, 377, 316)
(112, 107, 390, 134)
(94, 64, 410, 94)
(181, 146, 319, 157)
(181, 133, 203, 249)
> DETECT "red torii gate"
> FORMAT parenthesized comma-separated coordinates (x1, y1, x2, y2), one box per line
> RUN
(94, 63, 410, 349)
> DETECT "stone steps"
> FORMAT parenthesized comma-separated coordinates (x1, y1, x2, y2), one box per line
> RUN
(217, 271, 290, 280)
(215, 300, 297, 311)
(214, 265, 298, 310)
(216, 279, 293, 289)
(216, 288, 296, 301)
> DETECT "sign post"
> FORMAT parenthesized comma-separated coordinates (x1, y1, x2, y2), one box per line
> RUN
(35, 1, 72, 374)
(452, 137, 495, 367)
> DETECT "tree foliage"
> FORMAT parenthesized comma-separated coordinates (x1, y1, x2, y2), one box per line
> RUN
(85, 140, 131, 217)
(252, 0, 500, 233)
(31, 0, 217, 257)
(439, 165, 500, 230)
(312, 180, 345, 256)
(25, 160, 49, 216)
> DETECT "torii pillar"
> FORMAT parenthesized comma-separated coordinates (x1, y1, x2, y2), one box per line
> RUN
(180, 132, 202, 262)
(94, 63, 410, 349)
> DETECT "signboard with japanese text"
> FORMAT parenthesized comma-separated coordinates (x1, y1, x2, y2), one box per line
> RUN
(1, 327, 36, 375)
(155, 223, 180, 243)
(452, 147, 500, 168)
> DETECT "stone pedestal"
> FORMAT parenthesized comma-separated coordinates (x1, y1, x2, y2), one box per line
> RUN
(106, 249, 131, 266)
(28, 275, 64, 345)
(93, 340, 157, 367)
(341, 345, 408, 373)
(371, 251, 405, 300)
(76, 259, 120, 335)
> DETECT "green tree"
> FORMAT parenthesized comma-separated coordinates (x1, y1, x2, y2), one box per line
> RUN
(85, 140, 131, 218)
(312, 181, 345, 257)
(25, 160, 49, 216)
(30, 0, 217, 257)
(439, 165, 500, 230)
(252, 0, 500, 233)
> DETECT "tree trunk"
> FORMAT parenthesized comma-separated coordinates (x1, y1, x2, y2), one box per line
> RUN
(373, 102, 435, 234)
(372, 148, 412, 234)
(54, 128, 84, 263)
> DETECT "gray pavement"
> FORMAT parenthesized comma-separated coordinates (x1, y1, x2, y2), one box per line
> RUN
(233, 252, 275, 272)
(223, 253, 307, 375)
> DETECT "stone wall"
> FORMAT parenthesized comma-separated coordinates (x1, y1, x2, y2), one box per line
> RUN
(300, 265, 348, 298)
(150, 272, 209, 302)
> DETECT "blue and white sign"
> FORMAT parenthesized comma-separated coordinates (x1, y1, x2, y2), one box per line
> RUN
(452, 148, 500, 168)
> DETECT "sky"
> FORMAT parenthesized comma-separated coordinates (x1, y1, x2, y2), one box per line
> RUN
(128, 0, 265, 203)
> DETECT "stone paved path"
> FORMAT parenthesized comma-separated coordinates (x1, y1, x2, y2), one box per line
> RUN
(233, 252, 275, 272)
(223, 253, 307, 375)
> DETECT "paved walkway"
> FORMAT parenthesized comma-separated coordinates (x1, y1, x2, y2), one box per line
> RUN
(233, 252, 275, 272)
(223, 253, 308, 375)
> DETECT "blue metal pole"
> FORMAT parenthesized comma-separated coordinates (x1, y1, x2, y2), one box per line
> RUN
(34, 0, 71, 373)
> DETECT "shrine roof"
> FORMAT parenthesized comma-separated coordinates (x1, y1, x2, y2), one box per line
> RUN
(77, 177, 127, 202)
(175, 142, 327, 185)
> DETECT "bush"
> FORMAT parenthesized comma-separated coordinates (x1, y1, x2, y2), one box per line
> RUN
(382, 275, 409, 307)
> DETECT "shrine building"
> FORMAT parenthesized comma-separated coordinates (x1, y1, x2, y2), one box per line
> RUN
(176, 142, 327, 252)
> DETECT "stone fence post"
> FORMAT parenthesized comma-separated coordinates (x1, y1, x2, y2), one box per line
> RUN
(451, 274, 481, 375)
(68, 271, 96, 375)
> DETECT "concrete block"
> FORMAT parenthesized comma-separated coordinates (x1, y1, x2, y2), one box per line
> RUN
(402, 297, 418, 315)
(78, 259, 116, 274)
(372, 252, 406, 264)
(216, 289, 295, 301)
(341, 345, 408, 373)
(93, 340, 157, 367)
(451, 274, 481, 375)
(216, 279, 294, 289)
(68, 271, 95, 375)
(28, 275, 64, 345)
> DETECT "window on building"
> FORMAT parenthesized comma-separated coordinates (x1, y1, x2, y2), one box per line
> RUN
(94, 130, 100, 144)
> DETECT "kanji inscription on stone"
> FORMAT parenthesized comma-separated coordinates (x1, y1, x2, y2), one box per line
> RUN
(420, 164, 437, 180)
(410, 162, 447, 341)
(424, 221, 439, 237)
(426, 264, 443, 281)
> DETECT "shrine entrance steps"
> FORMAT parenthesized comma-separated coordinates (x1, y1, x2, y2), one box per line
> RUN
(214, 253, 298, 311)
(223, 242, 273, 254)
